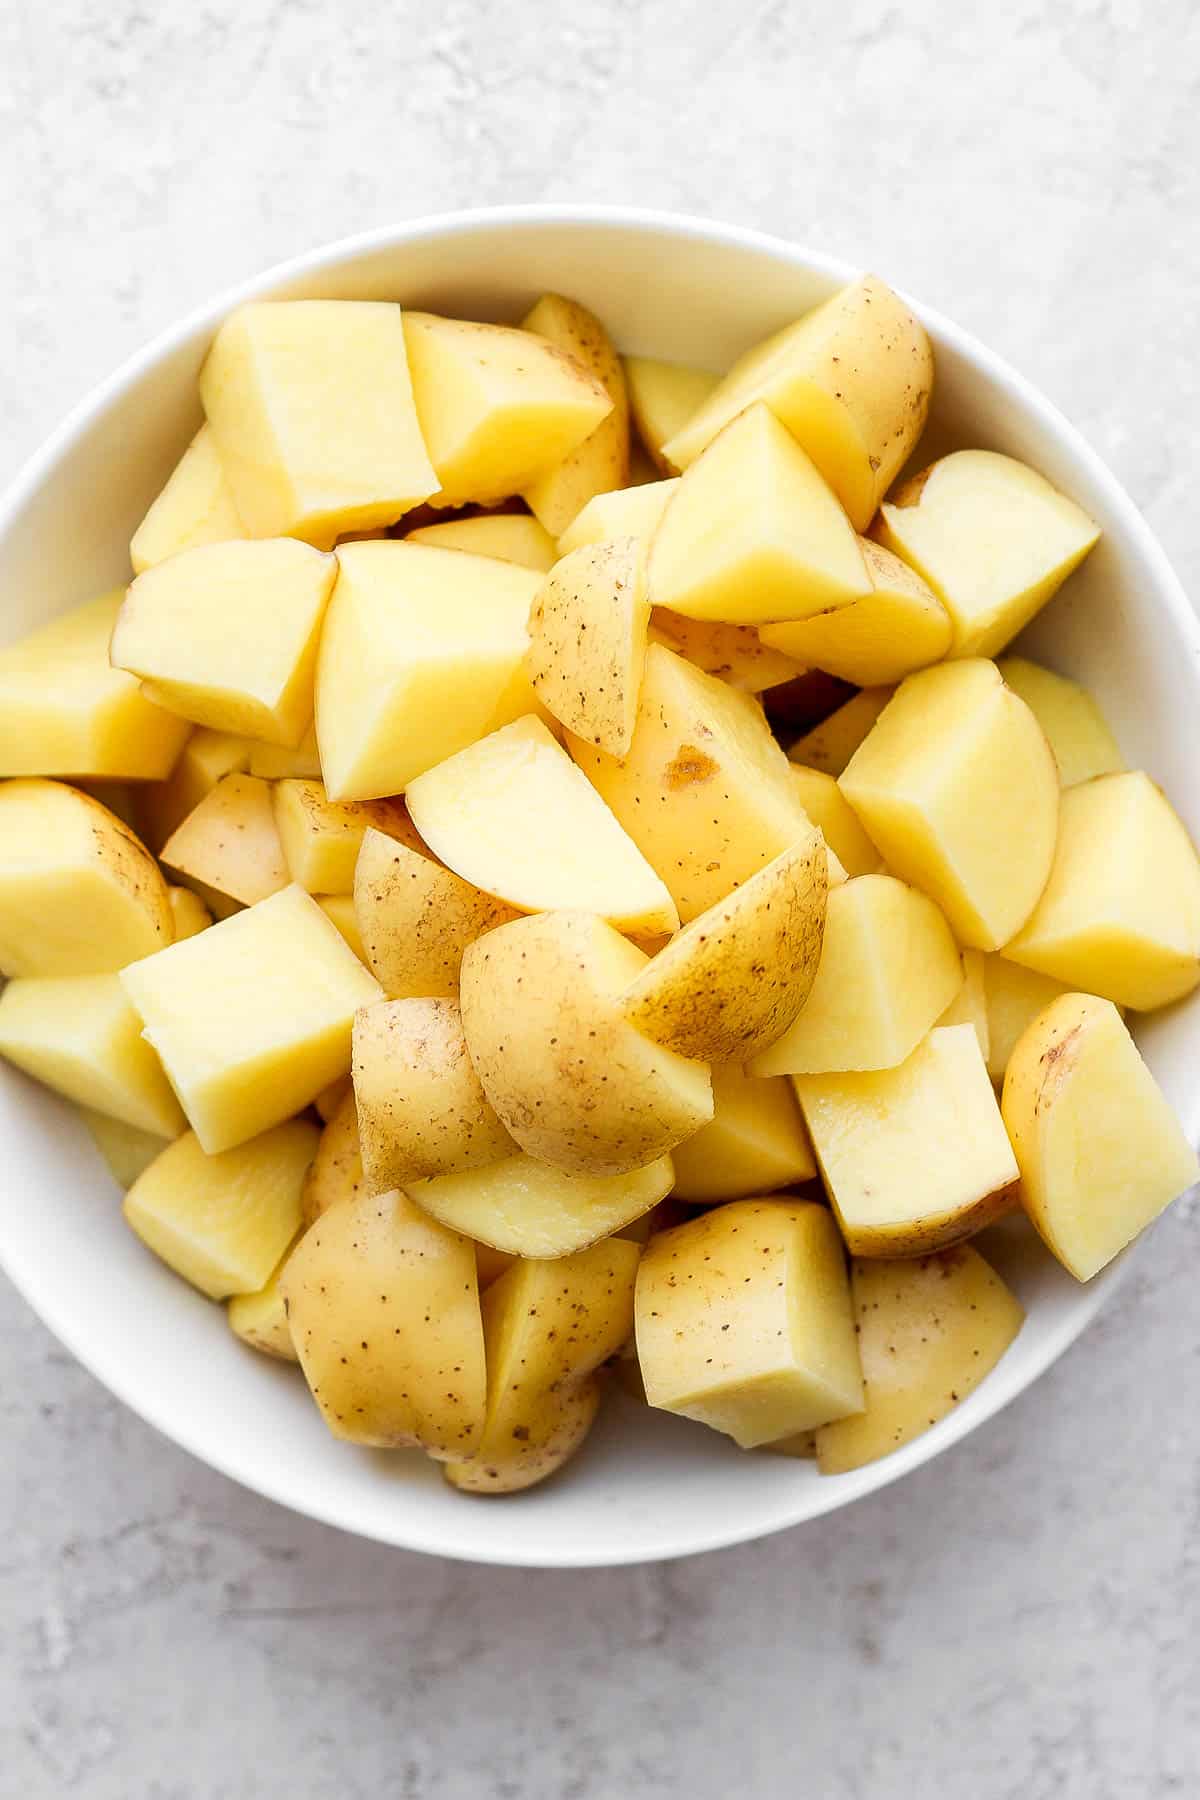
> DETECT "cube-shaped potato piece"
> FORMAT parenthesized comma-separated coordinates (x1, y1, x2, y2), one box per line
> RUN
(247, 724, 323, 780)
(789, 686, 893, 777)
(162, 773, 288, 916)
(199, 300, 438, 541)
(670, 1064, 816, 1202)
(227, 1252, 299, 1362)
(649, 611, 802, 694)
(168, 886, 213, 942)
(79, 1108, 171, 1190)
(302, 1087, 365, 1225)
(526, 536, 651, 756)
(1004, 771, 1200, 1010)
(521, 293, 630, 536)
(787, 765, 884, 877)
(130, 425, 248, 573)
(840, 659, 1059, 950)
(121, 884, 382, 1153)
(762, 539, 952, 687)
(271, 778, 420, 895)
(354, 829, 515, 1000)
(875, 450, 1100, 659)
(409, 1151, 674, 1259)
(636, 1200, 863, 1447)
(937, 947, 990, 1062)
(137, 728, 252, 851)
(624, 357, 720, 473)
(557, 478, 678, 555)
(405, 513, 557, 572)
(980, 955, 1074, 1084)
(997, 657, 1123, 788)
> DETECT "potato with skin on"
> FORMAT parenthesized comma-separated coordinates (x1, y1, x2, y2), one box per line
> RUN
(787, 766, 884, 877)
(79, 1108, 171, 1190)
(980, 955, 1075, 1084)
(788, 686, 893, 777)
(272, 779, 421, 895)
(408, 1151, 674, 1258)
(301, 1087, 364, 1225)
(761, 539, 952, 687)
(815, 1247, 1024, 1474)
(162, 773, 289, 917)
(636, 1200, 863, 1448)
(557, 478, 678, 556)
(405, 513, 557, 572)
(624, 357, 721, 473)
(937, 948, 990, 1062)
(248, 724, 322, 781)
(353, 829, 515, 1001)
(521, 293, 630, 536)
(670, 1064, 816, 1202)
(460, 910, 712, 1176)
(137, 728, 252, 851)
(281, 1188, 486, 1458)
(227, 1249, 300, 1363)
(648, 612, 803, 694)
(168, 886, 212, 942)
(130, 425, 248, 573)
(526, 536, 651, 756)
(444, 1239, 640, 1494)
(997, 657, 1123, 788)
(317, 895, 367, 964)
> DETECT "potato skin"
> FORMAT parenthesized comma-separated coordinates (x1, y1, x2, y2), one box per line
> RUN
(354, 828, 517, 1000)
(301, 1087, 365, 1225)
(525, 535, 649, 756)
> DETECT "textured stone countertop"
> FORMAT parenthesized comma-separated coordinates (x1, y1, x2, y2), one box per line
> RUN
(3, 3, 1199, 1795)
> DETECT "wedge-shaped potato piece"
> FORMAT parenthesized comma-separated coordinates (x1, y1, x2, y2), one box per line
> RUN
(1002, 994, 1198, 1280)
(121, 884, 381, 1153)
(750, 874, 962, 1076)
(402, 312, 612, 505)
(354, 828, 514, 1000)
(316, 895, 366, 963)
(526, 536, 650, 756)
(937, 948, 989, 1061)
(568, 644, 814, 922)
(663, 276, 932, 529)
(997, 657, 1123, 788)
(162, 773, 288, 917)
(648, 404, 869, 625)
(137, 728, 252, 851)
(281, 1188, 485, 1457)
(521, 294, 630, 535)
(0, 780, 172, 976)
(816, 1247, 1024, 1474)
(124, 1121, 317, 1299)
(649, 611, 802, 693)
(79, 1107, 170, 1189)
(980, 955, 1075, 1084)
(788, 765, 883, 877)
(796, 1024, 1018, 1255)
(409, 1151, 673, 1258)
(247, 725, 322, 780)
(353, 998, 512, 1193)
(636, 1200, 862, 1447)
(0, 591, 191, 780)
(0, 974, 185, 1137)
(875, 451, 1100, 659)
(670, 1064, 815, 1202)
(460, 910, 711, 1175)
(1004, 771, 1200, 1010)
(405, 513, 557, 572)
(315, 540, 542, 801)
(625, 357, 720, 473)
(168, 886, 212, 942)
(200, 300, 438, 541)
(271, 778, 419, 894)
(130, 425, 248, 573)
(302, 1087, 364, 1225)
(227, 1251, 299, 1363)
(557, 478, 678, 555)
(444, 1239, 640, 1493)
(788, 686, 893, 777)
(762, 539, 951, 686)
(840, 660, 1059, 950)
(622, 830, 827, 1061)
(406, 716, 678, 936)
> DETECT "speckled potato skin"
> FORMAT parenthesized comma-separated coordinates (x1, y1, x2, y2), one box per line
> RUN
(227, 1254, 300, 1362)
(281, 1188, 485, 1458)
(352, 997, 512, 1193)
(301, 1087, 364, 1225)
(525, 535, 649, 755)
(621, 826, 827, 1061)
(353, 827, 516, 999)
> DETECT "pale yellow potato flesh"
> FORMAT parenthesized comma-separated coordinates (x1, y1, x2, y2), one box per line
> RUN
(635, 1200, 863, 1448)
(247, 725, 323, 780)
(557, 478, 678, 556)
(271, 778, 420, 895)
(301, 1087, 364, 1226)
(79, 1107, 171, 1190)
(997, 657, 1124, 788)
(1004, 771, 1200, 1010)
(137, 728, 252, 851)
(353, 828, 515, 1000)
(816, 1247, 1024, 1474)
(670, 1064, 816, 1202)
(130, 425, 248, 573)
(840, 659, 1059, 950)
(168, 886, 213, 942)
(788, 686, 893, 776)
(227, 1250, 300, 1362)
(521, 293, 631, 535)
(162, 773, 288, 914)
(624, 356, 720, 473)
(648, 611, 803, 693)
(937, 947, 990, 1062)
(980, 955, 1075, 1084)
(408, 1151, 673, 1259)
(525, 535, 651, 756)
(761, 539, 952, 686)
(200, 300, 438, 541)
(787, 765, 884, 876)
(316, 895, 367, 964)
(405, 513, 557, 571)
(313, 1074, 352, 1124)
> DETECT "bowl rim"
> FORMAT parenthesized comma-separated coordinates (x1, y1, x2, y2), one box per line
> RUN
(0, 203, 1191, 1566)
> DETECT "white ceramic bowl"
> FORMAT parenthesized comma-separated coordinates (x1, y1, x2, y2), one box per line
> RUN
(2, 206, 1198, 1568)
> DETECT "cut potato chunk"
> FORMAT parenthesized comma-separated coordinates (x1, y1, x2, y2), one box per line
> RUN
(316, 895, 367, 963)
(313, 1074, 351, 1124)
(557, 478, 678, 556)
(272, 778, 419, 895)
(787, 765, 884, 877)
(875, 450, 1100, 658)
(997, 657, 1123, 788)
(130, 425, 248, 573)
(474, 1242, 515, 1290)
(460, 910, 712, 1176)
(168, 886, 212, 942)
(761, 539, 951, 686)
(1004, 771, 1200, 1010)
(247, 725, 323, 781)
(647, 403, 869, 625)
(0, 591, 191, 780)
(200, 300, 438, 541)
(636, 1200, 863, 1448)
(124, 1121, 317, 1299)
(670, 1064, 815, 1202)
(405, 513, 557, 572)
(409, 1151, 673, 1259)
(662, 275, 932, 529)
(980, 955, 1074, 1084)
(227, 1251, 300, 1362)
(314, 540, 542, 801)
(526, 536, 650, 756)
(137, 728, 252, 851)
(302, 1087, 364, 1225)
(521, 293, 630, 535)
(121, 884, 381, 1154)
(649, 611, 803, 693)
(1002, 993, 1199, 1280)
(815, 1248, 1024, 1474)
(406, 716, 678, 937)
(354, 828, 515, 1000)
(937, 948, 989, 1062)
(789, 686, 893, 777)
(0, 780, 172, 976)
(624, 356, 720, 473)
(796, 1024, 1018, 1255)
(840, 659, 1059, 950)
(79, 1107, 170, 1190)
(162, 773, 288, 915)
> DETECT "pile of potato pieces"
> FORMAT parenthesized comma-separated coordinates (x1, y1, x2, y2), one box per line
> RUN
(0, 269, 1197, 1499)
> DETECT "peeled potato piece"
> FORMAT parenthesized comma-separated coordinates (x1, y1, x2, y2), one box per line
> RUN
(316, 896, 367, 964)
(525, 536, 651, 756)
(228, 1251, 300, 1362)
(138, 728, 252, 852)
(408, 1151, 674, 1258)
(79, 1108, 171, 1190)
(997, 657, 1123, 788)
(788, 686, 893, 777)
(405, 513, 557, 572)
(557, 479, 678, 556)
(247, 725, 323, 781)
(302, 1087, 364, 1225)
(648, 611, 803, 693)
(980, 955, 1075, 1084)
(936, 948, 990, 1062)
(162, 773, 289, 916)
(130, 425, 249, 573)
(670, 1064, 816, 1202)
(787, 765, 884, 877)
(272, 778, 420, 894)
(521, 293, 630, 536)
(624, 356, 720, 473)
(168, 886, 213, 942)
(761, 539, 951, 686)
(353, 828, 515, 1000)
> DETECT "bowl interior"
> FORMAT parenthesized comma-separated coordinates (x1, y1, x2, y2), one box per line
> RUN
(1, 209, 1197, 1566)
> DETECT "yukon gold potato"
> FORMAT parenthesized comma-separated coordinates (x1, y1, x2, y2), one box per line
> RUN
(1004, 771, 1200, 1009)
(816, 1248, 1024, 1474)
(981, 955, 1074, 1084)
(662, 275, 933, 529)
(301, 1087, 364, 1225)
(313, 1075, 351, 1123)
(352, 998, 512, 1192)
(840, 659, 1059, 950)
(121, 884, 381, 1153)
(647, 404, 870, 625)
(787, 765, 884, 876)
(272, 778, 419, 894)
(624, 357, 720, 472)
(406, 716, 678, 936)
(761, 539, 951, 686)
(557, 478, 678, 555)
(124, 1122, 317, 1299)
(796, 1024, 1018, 1255)
(1002, 994, 1199, 1280)
(314, 540, 543, 800)
(409, 1151, 674, 1258)
(316, 896, 367, 963)
(648, 612, 802, 693)
(997, 657, 1123, 787)
(568, 644, 815, 921)
(79, 1108, 170, 1190)
(130, 425, 248, 572)
(751, 874, 962, 1076)
(162, 773, 288, 916)
(875, 450, 1100, 658)
(670, 1064, 816, 1202)
(227, 1252, 300, 1362)
(281, 1188, 485, 1457)
(402, 311, 612, 505)
(405, 513, 557, 571)
(0, 780, 172, 976)
(789, 686, 892, 777)
(138, 728, 252, 850)
(0, 591, 190, 780)
(200, 300, 438, 540)
(247, 725, 323, 780)
(460, 910, 712, 1175)
(168, 886, 212, 942)
(354, 829, 515, 1000)
(444, 1240, 640, 1493)
(526, 536, 650, 755)
(521, 293, 630, 535)
(636, 1200, 863, 1447)
(937, 948, 989, 1061)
